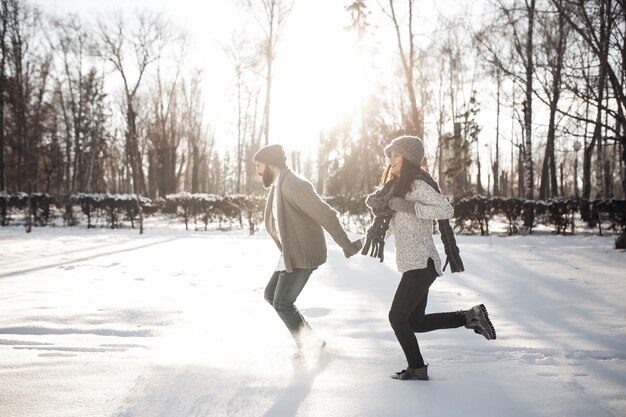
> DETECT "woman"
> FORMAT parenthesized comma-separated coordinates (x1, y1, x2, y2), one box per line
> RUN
(366, 135, 496, 381)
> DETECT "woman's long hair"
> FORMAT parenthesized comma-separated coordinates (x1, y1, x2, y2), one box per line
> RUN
(378, 157, 421, 197)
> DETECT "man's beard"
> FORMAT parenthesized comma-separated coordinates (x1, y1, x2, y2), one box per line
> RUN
(262, 166, 275, 188)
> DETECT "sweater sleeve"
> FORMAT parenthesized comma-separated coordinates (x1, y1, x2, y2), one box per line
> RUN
(409, 180, 454, 220)
(285, 176, 353, 249)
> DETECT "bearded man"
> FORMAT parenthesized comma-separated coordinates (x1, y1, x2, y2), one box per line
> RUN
(253, 144, 362, 358)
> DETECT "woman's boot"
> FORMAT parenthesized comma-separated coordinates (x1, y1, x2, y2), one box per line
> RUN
(463, 304, 496, 340)
(391, 365, 429, 381)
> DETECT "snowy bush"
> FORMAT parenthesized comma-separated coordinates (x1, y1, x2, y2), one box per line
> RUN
(2, 190, 623, 239)
(452, 196, 624, 236)
(69, 193, 154, 229)
(165, 192, 224, 231)
(0, 191, 55, 226)
(453, 196, 493, 235)
(592, 198, 626, 235)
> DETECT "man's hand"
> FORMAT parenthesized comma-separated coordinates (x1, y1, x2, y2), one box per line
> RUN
(389, 197, 416, 214)
(343, 238, 363, 258)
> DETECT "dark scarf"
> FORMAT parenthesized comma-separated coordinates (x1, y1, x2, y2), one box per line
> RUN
(362, 170, 465, 273)
(362, 179, 397, 262)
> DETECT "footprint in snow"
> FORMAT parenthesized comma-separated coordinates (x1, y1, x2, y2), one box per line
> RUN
(39, 353, 77, 358)
(536, 372, 558, 377)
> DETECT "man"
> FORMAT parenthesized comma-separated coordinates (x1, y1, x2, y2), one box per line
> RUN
(254, 143, 362, 358)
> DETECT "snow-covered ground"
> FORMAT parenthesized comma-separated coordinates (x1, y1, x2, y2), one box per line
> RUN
(1, 224, 625, 417)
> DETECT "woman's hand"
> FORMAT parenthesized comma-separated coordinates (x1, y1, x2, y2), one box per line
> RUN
(388, 197, 416, 214)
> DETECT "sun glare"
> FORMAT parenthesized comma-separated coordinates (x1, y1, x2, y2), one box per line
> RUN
(270, 6, 371, 153)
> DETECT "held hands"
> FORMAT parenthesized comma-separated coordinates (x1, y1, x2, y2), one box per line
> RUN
(388, 197, 416, 214)
(343, 238, 364, 258)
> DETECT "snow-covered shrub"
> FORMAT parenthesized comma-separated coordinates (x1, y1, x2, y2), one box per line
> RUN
(453, 196, 493, 235)
(592, 198, 626, 235)
(0, 191, 54, 226)
(224, 194, 265, 234)
(165, 192, 223, 230)
(69, 193, 153, 229)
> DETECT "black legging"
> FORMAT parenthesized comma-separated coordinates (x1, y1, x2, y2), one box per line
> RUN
(388, 258, 465, 369)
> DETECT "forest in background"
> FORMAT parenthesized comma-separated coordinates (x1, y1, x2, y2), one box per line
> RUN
(0, 0, 624, 238)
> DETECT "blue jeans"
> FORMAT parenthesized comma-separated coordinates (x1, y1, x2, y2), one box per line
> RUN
(264, 268, 316, 349)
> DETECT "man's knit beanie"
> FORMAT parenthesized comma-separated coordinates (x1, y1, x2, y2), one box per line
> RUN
(384, 136, 424, 167)
(253, 144, 287, 168)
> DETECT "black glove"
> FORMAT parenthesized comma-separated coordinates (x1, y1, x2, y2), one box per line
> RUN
(343, 238, 363, 258)
(389, 197, 416, 214)
(439, 219, 464, 273)
(361, 215, 391, 262)
(366, 193, 392, 210)
(365, 181, 396, 210)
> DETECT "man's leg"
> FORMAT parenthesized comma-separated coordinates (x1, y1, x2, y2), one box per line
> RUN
(270, 268, 316, 349)
(264, 271, 280, 306)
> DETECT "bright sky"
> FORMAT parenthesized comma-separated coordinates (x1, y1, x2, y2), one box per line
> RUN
(33, 0, 376, 156)
(33, 0, 497, 166)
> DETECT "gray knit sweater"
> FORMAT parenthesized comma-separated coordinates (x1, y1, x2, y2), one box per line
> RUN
(389, 179, 454, 275)
(264, 168, 354, 272)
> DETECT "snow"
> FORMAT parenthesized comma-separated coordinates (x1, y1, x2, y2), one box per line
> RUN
(1, 224, 625, 417)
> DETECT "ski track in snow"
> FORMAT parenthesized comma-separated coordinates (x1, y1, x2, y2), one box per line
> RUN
(0, 227, 625, 417)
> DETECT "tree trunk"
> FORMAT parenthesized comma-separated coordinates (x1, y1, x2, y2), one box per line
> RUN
(0, 0, 7, 191)
(493, 69, 501, 197)
(523, 0, 536, 201)
(617, 140, 626, 248)
(126, 104, 144, 234)
(262, 59, 272, 146)
(191, 144, 199, 193)
(540, 3, 566, 200)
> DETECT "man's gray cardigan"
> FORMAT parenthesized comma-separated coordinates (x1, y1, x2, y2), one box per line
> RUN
(264, 167, 353, 273)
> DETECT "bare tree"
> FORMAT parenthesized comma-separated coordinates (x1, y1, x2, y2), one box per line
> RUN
(3, 0, 50, 192)
(96, 10, 171, 233)
(476, 0, 537, 200)
(239, 0, 293, 146)
(49, 14, 109, 194)
(180, 70, 213, 194)
(549, 0, 625, 246)
(537, 0, 569, 199)
(224, 32, 262, 194)
(432, 15, 478, 196)
(551, 0, 625, 197)
(381, 0, 424, 139)
(146, 31, 188, 199)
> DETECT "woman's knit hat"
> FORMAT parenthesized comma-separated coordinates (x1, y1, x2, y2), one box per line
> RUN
(384, 135, 424, 167)
(253, 144, 287, 168)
